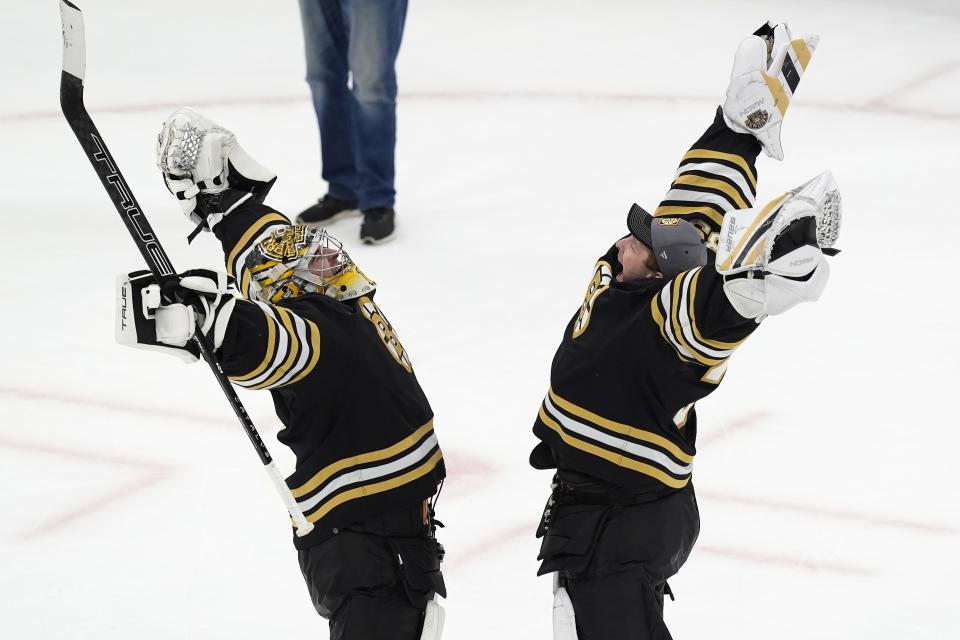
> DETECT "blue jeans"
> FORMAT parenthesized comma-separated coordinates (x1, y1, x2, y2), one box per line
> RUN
(299, 0, 408, 211)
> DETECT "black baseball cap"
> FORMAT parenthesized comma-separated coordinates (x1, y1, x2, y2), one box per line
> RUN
(626, 203, 707, 279)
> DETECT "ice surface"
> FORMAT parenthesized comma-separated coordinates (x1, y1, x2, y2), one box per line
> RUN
(1, 0, 958, 638)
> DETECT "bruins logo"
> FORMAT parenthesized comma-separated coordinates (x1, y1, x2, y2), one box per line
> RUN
(745, 109, 769, 130)
(359, 296, 413, 373)
(572, 261, 613, 339)
(258, 225, 308, 261)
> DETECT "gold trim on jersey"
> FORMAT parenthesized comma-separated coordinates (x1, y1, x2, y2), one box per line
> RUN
(655, 148, 759, 238)
(304, 450, 444, 524)
(672, 174, 750, 210)
(358, 296, 413, 373)
(672, 158, 757, 204)
(225, 212, 290, 280)
(538, 392, 692, 489)
(572, 260, 613, 338)
(286, 420, 442, 524)
(654, 204, 724, 228)
(651, 268, 743, 375)
(547, 389, 693, 463)
(229, 301, 321, 390)
(679, 149, 757, 190)
(673, 403, 694, 429)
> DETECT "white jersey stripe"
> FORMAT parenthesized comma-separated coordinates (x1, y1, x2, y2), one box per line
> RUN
(663, 187, 739, 213)
(675, 161, 757, 201)
(235, 303, 291, 388)
(543, 395, 692, 476)
(296, 434, 439, 513)
(676, 269, 733, 360)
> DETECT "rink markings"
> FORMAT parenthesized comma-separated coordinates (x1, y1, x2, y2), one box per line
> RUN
(3, 87, 959, 124)
(701, 491, 958, 537)
(0, 386, 257, 430)
(0, 437, 174, 541)
(865, 61, 960, 109)
(694, 544, 876, 576)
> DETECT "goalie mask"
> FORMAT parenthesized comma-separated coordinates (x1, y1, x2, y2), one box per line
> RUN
(245, 225, 376, 303)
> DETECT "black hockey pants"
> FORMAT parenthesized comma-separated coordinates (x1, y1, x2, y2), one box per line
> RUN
(537, 471, 700, 640)
(297, 501, 445, 640)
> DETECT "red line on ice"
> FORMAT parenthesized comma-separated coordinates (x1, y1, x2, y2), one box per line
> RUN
(449, 520, 873, 576)
(695, 544, 875, 576)
(0, 386, 236, 428)
(15, 468, 173, 541)
(0, 437, 175, 541)
(700, 491, 958, 536)
(3, 91, 959, 123)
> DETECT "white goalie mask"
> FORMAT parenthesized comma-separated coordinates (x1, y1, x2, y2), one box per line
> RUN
(245, 225, 376, 303)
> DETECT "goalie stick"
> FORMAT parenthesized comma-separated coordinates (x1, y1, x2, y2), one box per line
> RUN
(58, 0, 313, 537)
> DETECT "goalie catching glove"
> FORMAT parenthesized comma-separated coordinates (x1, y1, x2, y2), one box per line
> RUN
(716, 170, 841, 319)
(723, 21, 819, 160)
(156, 108, 277, 240)
(116, 269, 237, 362)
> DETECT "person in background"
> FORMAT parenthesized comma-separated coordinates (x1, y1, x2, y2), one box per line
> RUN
(296, 0, 408, 244)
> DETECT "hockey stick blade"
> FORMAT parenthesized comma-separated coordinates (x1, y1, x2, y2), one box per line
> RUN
(57, 0, 313, 537)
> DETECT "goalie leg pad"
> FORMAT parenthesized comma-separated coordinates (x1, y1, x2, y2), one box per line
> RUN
(419, 595, 446, 640)
(552, 573, 579, 640)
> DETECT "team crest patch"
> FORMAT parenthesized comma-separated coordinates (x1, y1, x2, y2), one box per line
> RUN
(259, 225, 308, 261)
(745, 109, 769, 130)
(656, 218, 680, 226)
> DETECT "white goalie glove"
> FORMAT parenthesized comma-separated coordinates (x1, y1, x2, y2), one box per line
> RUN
(716, 170, 841, 319)
(723, 22, 819, 160)
(156, 107, 276, 238)
(116, 269, 237, 362)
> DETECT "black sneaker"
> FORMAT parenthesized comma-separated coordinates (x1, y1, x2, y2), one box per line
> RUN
(296, 195, 360, 225)
(360, 207, 396, 244)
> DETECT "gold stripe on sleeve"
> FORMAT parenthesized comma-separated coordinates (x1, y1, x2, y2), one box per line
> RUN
(225, 213, 289, 277)
(283, 319, 322, 387)
(687, 269, 747, 350)
(548, 389, 694, 464)
(673, 174, 750, 210)
(681, 149, 758, 190)
(651, 294, 670, 343)
(249, 306, 301, 390)
(228, 304, 278, 383)
(654, 205, 724, 227)
(539, 406, 689, 489)
(291, 421, 436, 498)
(669, 276, 725, 367)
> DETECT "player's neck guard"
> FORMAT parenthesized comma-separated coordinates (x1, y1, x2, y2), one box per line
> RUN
(246, 225, 376, 303)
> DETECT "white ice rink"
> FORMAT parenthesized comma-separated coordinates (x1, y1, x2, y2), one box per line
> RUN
(2, 0, 959, 637)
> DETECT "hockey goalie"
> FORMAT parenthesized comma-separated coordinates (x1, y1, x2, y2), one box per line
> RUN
(115, 108, 447, 640)
(529, 21, 840, 640)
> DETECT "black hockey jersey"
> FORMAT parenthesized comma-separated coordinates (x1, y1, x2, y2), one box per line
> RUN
(211, 199, 444, 548)
(531, 108, 763, 499)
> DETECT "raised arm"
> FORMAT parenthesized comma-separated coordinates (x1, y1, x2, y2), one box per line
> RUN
(654, 109, 761, 254)
(655, 22, 819, 254)
(116, 268, 321, 390)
